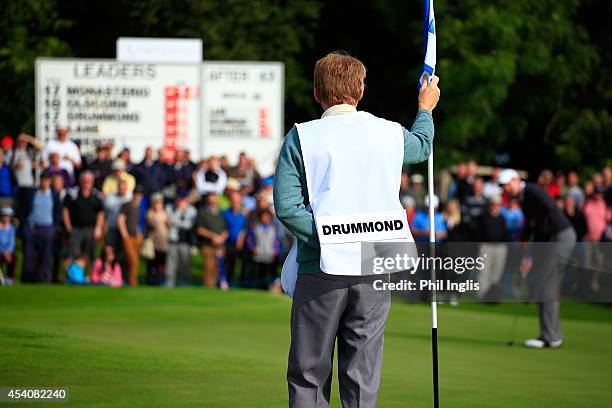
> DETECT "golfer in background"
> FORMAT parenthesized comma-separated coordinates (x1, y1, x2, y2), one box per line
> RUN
(274, 52, 440, 408)
(499, 169, 576, 348)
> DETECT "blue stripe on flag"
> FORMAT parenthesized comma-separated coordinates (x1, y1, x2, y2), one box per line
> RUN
(424, 0, 430, 54)
(423, 63, 434, 75)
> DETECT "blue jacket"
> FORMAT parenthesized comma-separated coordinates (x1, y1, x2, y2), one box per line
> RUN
(22, 188, 63, 227)
(132, 161, 168, 196)
(0, 165, 15, 197)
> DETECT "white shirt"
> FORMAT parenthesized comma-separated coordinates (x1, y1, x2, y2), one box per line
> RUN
(321, 104, 357, 118)
(195, 167, 227, 195)
(9, 149, 36, 187)
(43, 139, 82, 176)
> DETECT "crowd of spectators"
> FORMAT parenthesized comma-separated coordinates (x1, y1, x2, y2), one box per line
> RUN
(0, 129, 610, 298)
(0, 128, 287, 290)
(400, 161, 612, 303)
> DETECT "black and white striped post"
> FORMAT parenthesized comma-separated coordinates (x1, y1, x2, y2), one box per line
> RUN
(421, 0, 439, 406)
(427, 150, 439, 408)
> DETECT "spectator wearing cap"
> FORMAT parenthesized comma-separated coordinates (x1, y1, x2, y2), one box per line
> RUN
(222, 189, 247, 286)
(259, 176, 274, 206)
(63, 171, 105, 270)
(102, 159, 136, 195)
(0, 149, 15, 209)
(406, 173, 426, 208)
(1, 135, 14, 153)
(412, 194, 447, 243)
(475, 195, 508, 301)
(0, 207, 16, 284)
(42, 127, 82, 179)
(21, 171, 63, 283)
(46, 151, 72, 188)
(218, 177, 241, 211)
(195, 193, 228, 288)
(499, 168, 576, 348)
(88, 144, 113, 190)
(165, 194, 197, 287)
(118, 185, 145, 286)
(145, 193, 169, 285)
(8, 133, 42, 222)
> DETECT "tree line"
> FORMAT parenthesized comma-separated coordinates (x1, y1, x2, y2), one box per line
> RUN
(1, 0, 609, 176)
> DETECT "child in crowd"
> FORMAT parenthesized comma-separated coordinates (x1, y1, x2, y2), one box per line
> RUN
(91, 245, 122, 288)
(66, 252, 89, 285)
(0, 207, 16, 285)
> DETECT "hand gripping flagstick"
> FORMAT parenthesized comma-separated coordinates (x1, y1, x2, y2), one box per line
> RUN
(419, 0, 439, 407)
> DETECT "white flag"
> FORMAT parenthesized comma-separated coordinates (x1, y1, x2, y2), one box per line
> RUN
(419, 0, 436, 87)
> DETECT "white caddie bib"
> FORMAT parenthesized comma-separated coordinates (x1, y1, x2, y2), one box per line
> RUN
(281, 111, 415, 296)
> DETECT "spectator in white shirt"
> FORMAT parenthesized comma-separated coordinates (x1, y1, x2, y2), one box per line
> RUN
(42, 127, 82, 178)
(195, 156, 227, 196)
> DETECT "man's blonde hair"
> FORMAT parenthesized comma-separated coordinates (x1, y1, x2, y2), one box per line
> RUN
(314, 51, 366, 107)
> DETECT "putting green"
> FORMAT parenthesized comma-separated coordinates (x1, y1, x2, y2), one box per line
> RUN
(1, 286, 611, 407)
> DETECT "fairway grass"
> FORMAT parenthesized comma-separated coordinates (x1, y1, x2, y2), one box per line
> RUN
(1, 286, 611, 407)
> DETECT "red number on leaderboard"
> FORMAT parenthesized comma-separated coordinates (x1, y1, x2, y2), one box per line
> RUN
(259, 107, 270, 137)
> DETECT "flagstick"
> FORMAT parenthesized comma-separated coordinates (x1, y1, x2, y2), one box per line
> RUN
(427, 148, 439, 408)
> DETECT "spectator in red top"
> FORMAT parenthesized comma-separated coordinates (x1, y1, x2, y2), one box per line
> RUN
(582, 186, 611, 292)
(538, 169, 559, 198)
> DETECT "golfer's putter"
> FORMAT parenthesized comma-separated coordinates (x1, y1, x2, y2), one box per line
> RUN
(506, 301, 519, 346)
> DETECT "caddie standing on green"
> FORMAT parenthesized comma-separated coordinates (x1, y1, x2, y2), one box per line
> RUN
(273, 51, 440, 408)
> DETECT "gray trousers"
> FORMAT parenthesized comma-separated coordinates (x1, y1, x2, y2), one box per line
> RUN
(288, 273, 391, 408)
(476, 243, 508, 299)
(165, 243, 192, 287)
(530, 227, 577, 343)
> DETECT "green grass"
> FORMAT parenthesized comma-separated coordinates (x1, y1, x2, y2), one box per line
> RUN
(1, 286, 611, 407)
